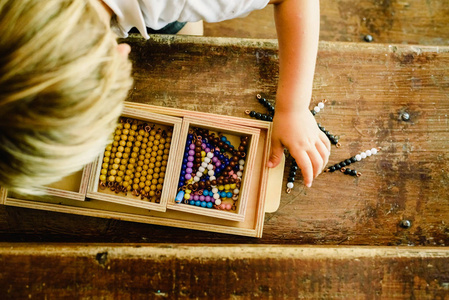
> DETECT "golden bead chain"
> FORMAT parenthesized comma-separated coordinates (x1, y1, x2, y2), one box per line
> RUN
(99, 118, 172, 203)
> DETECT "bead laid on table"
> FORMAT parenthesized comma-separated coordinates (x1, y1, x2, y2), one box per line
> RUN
(325, 147, 381, 174)
(286, 159, 298, 193)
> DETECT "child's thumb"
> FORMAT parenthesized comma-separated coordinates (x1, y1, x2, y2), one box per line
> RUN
(267, 140, 284, 168)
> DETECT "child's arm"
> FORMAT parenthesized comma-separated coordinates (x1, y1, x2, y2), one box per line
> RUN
(267, 0, 329, 188)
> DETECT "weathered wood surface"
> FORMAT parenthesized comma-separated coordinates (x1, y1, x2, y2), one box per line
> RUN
(0, 244, 448, 299)
(0, 35, 448, 246)
(204, 0, 449, 45)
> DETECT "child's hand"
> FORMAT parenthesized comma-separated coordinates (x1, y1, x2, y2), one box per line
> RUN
(267, 108, 331, 187)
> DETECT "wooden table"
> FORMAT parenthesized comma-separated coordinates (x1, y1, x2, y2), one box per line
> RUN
(1, 35, 448, 298)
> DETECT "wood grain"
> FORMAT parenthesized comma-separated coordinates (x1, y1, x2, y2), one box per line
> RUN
(204, 0, 449, 45)
(0, 35, 447, 246)
(0, 244, 448, 299)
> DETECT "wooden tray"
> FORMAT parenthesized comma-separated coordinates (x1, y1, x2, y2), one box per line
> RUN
(1, 103, 283, 237)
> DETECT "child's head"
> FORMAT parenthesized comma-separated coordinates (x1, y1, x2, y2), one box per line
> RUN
(0, 0, 133, 194)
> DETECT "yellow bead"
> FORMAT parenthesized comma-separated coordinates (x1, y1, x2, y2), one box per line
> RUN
(201, 151, 206, 157)
(139, 182, 145, 189)
(185, 189, 191, 194)
(158, 178, 164, 184)
(149, 191, 155, 197)
(116, 177, 122, 183)
(124, 123, 131, 129)
(184, 193, 190, 200)
(131, 124, 138, 131)
(230, 184, 236, 189)
(156, 184, 163, 190)
(99, 175, 106, 181)
(218, 185, 224, 191)
(115, 152, 122, 158)
(108, 175, 116, 182)
(152, 179, 158, 185)
(105, 145, 112, 151)
(133, 184, 139, 190)
(101, 169, 107, 175)
(103, 157, 110, 163)
(224, 184, 230, 190)
(104, 151, 111, 157)
(144, 186, 150, 192)
(150, 185, 157, 191)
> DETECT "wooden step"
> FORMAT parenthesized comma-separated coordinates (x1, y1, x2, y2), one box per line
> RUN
(0, 244, 448, 298)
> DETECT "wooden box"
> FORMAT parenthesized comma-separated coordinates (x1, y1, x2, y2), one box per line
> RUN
(167, 117, 260, 222)
(0, 103, 283, 237)
(86, 107, 182, 212)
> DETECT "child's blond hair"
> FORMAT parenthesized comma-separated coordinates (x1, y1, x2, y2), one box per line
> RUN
(0, 0, 133, 194)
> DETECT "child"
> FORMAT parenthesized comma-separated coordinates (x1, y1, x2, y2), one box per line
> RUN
(0, 0, 329, 194)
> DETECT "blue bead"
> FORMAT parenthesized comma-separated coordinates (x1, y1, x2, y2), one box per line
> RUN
(175, 191, 185, 204)
(206, 202, 213, 208)
(201, 201, 207, 207)
(188, 134, 193, 139)
(221, 136, 227, 142)
(195, 201, 201, 206)
(203, 190, 209, 196)
(225, 141, 231, 145)
(183, 158, 188, 164)
(180, 170, 186, 176)
(227, 192, 233, 198)
(220, 191, 227, 198)
(189, 200, 195, 205)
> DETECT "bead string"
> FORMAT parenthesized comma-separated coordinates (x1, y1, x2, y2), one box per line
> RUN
(99, 118, 172, 203)
(176, 128, 248, 211)
(324, 147, 381, 177)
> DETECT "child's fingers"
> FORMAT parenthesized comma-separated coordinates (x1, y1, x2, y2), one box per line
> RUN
(292, 151, 313, 187)
(315, 141, 330, 170)
(307, 148, 324, 179)
(267, 137, 284, 168)
(319, 131, 331, 152)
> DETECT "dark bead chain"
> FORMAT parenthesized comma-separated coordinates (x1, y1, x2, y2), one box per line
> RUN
(341, 167, 361, 177)
(256, 94, 275, 115)
(317, 123, 340, 148)
(286, 159, 298, 193)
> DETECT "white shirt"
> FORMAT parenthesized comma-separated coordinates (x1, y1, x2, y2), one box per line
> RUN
(104, 0, 270, 39)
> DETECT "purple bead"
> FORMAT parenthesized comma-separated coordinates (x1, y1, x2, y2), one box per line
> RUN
(193, 194, 199, 200)
(215, 161, 221, 167)
(187, 162, 193, 168)
(199, 195, 205, 201)
(205, 196, 212, 202)
(212, 157, 218, 163)
(187, 156, 194, 162)
(205, 148, 210, 153)
(188, 150, 195, 156)
(185, 174, 191, 180)
(186, 167, 192, 174)
(189, 143, 196, 150)
(202, 143, 207, 148)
